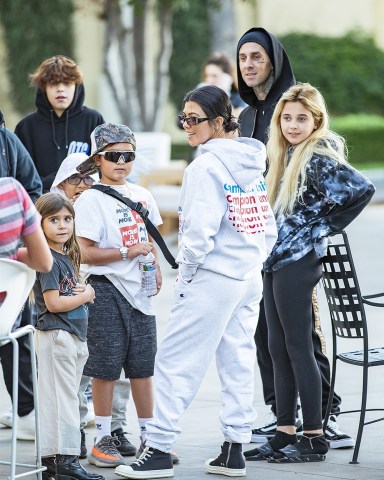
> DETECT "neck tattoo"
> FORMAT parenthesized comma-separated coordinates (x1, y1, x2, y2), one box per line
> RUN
(253, 71, 275, 100)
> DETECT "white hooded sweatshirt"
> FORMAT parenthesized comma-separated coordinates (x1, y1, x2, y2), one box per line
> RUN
(177, 137, 277, 281)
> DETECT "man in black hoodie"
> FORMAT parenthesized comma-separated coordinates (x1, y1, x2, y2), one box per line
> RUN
(236, 28, 355, 456)
(15, 55, 104, 192)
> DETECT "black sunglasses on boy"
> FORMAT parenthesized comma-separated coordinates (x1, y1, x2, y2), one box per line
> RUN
(98, 151, 136, 163)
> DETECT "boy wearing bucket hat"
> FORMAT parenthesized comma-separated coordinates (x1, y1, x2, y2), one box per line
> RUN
(50, 151, 135, 460)
(74, 123, 162, 468)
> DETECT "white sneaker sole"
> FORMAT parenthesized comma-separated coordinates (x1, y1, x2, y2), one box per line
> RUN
(328, 438, 356, 449)
(115, 465, 174, 479)
(250, 433, 273, 443)
(88, 454, 126, 468)
(16, 432, 35, 441)
(204, 460, 246, 477)
(0, 416, 13, 428)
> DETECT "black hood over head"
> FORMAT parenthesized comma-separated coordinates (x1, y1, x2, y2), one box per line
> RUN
(236, 27, 295, 109)
(35, 83, 85, 121)
(15, 81, 104, 192)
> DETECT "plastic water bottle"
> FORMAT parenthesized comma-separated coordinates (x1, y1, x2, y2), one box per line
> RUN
(139, 252, 157, 297)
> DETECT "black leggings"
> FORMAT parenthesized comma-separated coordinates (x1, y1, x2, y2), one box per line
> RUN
(264, 250, 323, 431)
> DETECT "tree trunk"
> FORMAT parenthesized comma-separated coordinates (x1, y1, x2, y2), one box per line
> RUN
(209, 0, 236, 58)
(102, 0, 173, 132)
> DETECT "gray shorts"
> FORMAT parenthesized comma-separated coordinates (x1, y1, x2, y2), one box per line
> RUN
(83, 276, 157, 380)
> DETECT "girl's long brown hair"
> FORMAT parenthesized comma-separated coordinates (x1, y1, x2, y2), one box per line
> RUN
(34, 193, 82, 277)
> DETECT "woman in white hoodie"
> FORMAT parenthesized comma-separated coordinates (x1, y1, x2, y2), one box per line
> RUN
(115, 85, 277, 480)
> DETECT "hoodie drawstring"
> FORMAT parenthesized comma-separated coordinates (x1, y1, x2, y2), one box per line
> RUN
(50, 110, 60, 150)
(50, 110, 69, 151)
(65, 110, 69, 149)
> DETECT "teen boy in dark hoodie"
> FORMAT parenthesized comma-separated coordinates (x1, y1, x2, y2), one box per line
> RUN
(236, 28, 355, 457)
(15, 55, 104, 192)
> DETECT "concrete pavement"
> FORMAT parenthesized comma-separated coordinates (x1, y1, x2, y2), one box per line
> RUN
(1, 202, 383, 480)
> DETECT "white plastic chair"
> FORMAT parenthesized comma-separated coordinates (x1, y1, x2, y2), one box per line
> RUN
(0, 258, 45, 480)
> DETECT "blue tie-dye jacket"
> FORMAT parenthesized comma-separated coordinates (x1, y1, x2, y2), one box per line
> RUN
(263, 153, 375, 272)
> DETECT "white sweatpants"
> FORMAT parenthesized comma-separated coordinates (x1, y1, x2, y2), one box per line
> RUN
(35, 329, 88, 456)
(146, 268, 262, 452)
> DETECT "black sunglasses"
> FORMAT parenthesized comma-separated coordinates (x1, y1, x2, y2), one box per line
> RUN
(67, 174, 94, 186)
(178, 114, 212, 126)
(98, 151, 136, 163)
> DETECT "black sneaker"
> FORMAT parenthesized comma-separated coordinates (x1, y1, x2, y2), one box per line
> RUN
(324, 415, 355, 449)
(136, 441, 179, 465)
(115, 446, 173, 479)
(251, 411, 303, 443)
(80, 429, 87, 459)
(204, 442, 246, 477)
(111, 428, 137, 456)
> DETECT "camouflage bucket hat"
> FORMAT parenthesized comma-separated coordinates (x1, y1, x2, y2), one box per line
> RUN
(77, 123, 136, 175)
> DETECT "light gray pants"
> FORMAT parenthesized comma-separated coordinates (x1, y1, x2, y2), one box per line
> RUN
(147, 268, 262, 452)
(78, 371, 131, 431)
(36, 329, 88, 456)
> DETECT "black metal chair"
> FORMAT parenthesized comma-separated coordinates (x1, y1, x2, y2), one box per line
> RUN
(321, 230, 384, 464)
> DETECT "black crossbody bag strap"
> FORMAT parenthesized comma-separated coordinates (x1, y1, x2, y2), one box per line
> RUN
(91, 184, 178, 269)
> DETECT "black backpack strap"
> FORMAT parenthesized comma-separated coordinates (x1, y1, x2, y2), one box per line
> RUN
(91, 184, 178, 269)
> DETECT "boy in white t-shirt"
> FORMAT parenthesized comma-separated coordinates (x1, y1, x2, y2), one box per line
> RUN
(51, 151, 135, 460)
(74, 123, 162, 468)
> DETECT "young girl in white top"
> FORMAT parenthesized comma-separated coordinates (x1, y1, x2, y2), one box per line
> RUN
(33, 193, 102, 480)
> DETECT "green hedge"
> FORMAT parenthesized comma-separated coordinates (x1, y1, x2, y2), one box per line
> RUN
(169, 1, 210, 112)
(0, 0, 74, 115)
(172, 114, 384, 169)
(331, 115, 384, 168)
(279, 31, 384, 116)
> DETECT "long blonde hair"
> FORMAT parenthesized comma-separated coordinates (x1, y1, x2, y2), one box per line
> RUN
(266, 83, 348, 215)
(35, 193, 82, 277)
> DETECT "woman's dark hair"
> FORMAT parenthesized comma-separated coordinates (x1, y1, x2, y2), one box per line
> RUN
(182, 85, 239, 134)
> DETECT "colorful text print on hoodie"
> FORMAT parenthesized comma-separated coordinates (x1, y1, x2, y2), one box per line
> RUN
(177, 137, 277, 282)
(15, 84, 104, 192)
(236, 27, 295, 143)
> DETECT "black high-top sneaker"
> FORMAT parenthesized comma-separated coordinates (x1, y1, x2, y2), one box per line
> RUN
(115, 446, 173, 479)
(55, 455, 105, 480)
(42, 456, 56, 480)
(204, 441, 246, 477)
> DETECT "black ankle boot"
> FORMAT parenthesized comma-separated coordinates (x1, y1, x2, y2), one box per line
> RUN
(42, 456, 56, 480)
(55, 455, 105, 480)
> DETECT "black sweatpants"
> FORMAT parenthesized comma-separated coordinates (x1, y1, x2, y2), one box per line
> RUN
(264, 250, 323, 430)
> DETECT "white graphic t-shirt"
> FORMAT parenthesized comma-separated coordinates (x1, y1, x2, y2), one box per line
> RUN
(74, 182, 162, 315)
